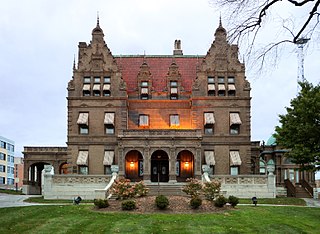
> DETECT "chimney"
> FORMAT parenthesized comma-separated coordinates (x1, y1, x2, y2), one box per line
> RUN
(173, 39, 183, 55)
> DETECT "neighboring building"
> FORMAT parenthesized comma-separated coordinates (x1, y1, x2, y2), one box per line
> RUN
(0, 136, 15, 189)
(14, 157, 24, 190)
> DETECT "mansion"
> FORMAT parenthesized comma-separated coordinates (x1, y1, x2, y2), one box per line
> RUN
(22, 19, 315, 197)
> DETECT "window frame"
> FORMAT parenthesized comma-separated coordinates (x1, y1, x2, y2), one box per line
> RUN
(103, 77, 111, 84)
(79, 125, 89, 135)
(83, 77, 91, 83)
(94, 77, 101, 83)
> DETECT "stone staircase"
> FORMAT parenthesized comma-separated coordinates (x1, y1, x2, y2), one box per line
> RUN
(145, 183, 187, 196)
(295, 185, 312, 198)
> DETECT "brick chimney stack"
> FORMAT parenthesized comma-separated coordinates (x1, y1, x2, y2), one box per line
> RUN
(173, 39, 183, 55)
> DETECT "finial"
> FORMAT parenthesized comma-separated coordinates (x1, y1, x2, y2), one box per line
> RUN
(97, 11, 100, 27)
(219, 13, 222, 27)
(73, 54, 76, 70)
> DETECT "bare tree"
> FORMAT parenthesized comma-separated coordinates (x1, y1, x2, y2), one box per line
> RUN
(212, 0, 320, 72)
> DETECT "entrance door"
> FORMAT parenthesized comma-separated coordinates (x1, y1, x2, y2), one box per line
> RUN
(151, 150, 169, 182)
(151, 160, 169, 182)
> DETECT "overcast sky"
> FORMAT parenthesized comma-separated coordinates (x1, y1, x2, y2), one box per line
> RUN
(0, 0, 319, 168)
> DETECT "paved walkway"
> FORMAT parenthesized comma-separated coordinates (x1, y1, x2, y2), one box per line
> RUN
(303, 198, 320, 208)
(0, 193, 45, 208)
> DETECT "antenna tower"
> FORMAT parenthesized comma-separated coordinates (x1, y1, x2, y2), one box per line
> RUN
(295, 38, 309, 93)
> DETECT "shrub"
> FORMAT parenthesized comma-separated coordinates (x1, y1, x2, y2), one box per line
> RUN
(228, 195, 239, 207)
(214, 195, 227, 208)
(202, 180, 221, 201)
(121, 200, 136, 210)
(182, 178, 203, 198)
(133, 181, 149, 197)
(155, 195, 169, 210)
(190, 196, 202, 209)
(112, 178, 135, 200)
(93, 199, 109, 209)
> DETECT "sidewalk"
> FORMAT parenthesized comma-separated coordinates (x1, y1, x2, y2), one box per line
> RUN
(0, 193, 44, 208)
(303, 198, 320, 208)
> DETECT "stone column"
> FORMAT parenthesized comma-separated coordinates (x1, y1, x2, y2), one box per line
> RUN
(169, 147, 177, 182)
(143, 147, 151, 181)
(194, 147, 202, 180)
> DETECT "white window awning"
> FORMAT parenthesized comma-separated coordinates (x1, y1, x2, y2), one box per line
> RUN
(103, 151, 114, 166)
(204, 113, 215, 125)
(230, 151, 242, 166)
(103, 84, 111, 90)
(208, 84, 215, 91)
(77, 151, 88, 165)
(104, 113, 115, 125)
(139, 115, 149, 126)
(83, 84, 91, 91)
(93, 84, 100, 90)
(218, 84, 225, 91)
(205, 151, 215, 166)
(230, 113, 242, 125)
(228, 84, 236, 91)
(141, 88, 149, 94)
(77, 113, 89, 125)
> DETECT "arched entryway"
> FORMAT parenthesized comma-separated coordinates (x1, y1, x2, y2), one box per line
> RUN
(59, 162, 69, 174)
(151, 150, 169, 182)
(176, 150, 194, 182)
(27, 162, 50, 194)
(125, 150, 143, 182)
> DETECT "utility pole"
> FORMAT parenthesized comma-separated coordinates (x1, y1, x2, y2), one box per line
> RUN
(295, 38, 309, 93)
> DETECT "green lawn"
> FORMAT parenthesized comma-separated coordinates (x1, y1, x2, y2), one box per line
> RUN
(239, 197, 306, 206)
(0, 205, 319, 233)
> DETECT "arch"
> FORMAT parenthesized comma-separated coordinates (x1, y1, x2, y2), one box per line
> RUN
(150, 148, 170, 160)
(176, 150, 194, 182)
(259, 159, 266, 175)
(59, 162, 69, 174)
(125, 150, 143, 182)
(27, 162, 50, 195)
(150, 150, 169, 182)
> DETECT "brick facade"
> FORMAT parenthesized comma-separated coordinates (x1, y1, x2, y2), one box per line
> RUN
(66, 19, 253, 182)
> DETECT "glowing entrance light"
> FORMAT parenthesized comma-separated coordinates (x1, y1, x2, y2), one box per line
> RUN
(130, 161, 134, 168)
(184, 161, 189, 169)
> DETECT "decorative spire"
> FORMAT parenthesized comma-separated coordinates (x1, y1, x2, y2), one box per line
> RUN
(73, 54, 76, 70)
(97, 11, 100, 27)
(219, 13, 222, 27)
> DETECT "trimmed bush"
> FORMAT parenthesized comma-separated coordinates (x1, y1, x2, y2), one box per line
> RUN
(214, 195, 227, 208)
(190, 196, 202, 209)
(202, 180, 221, 201)
(121, 200, 136, 210)
(155, 195, 169, 210)
(134, 181, 149, 197)
(182, 178, 203, 198)
(93, 199, 109, 209)
(112, 178, 135, 200)
(228, 195, 239, 207)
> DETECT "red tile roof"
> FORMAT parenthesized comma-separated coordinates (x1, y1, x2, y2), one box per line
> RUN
(115, 56, 203, 92)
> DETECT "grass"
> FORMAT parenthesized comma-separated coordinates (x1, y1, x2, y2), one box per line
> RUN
(24, 196, 93, 204)
(0, 205, 319, 233)
(239, 197, 306, 206)
(0, 189, 23, 195)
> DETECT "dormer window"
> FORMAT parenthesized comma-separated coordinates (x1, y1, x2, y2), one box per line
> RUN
(228, 77, 236, 96)
(83, 77, 91, 83)
(207, 77, 215, 96)
(104, 77, 111, 83)
(140, 81, 149, 99)
(170, 81, 178, 100)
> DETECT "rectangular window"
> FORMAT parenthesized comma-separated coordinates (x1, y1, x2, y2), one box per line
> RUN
(230, 113, 242, 135)
(83, 77, 91, 83)
(79, 166, 88, 175)
(0, 165, 5, 172)
(1, 141, 6, 149)
(79, 125, 89, 134)
(105, 125, 115, 134)
(218, 77, 225, 83)
(141, 81, 148, 87)
(170, 115, 180, 127)
(94, 77, 101, 83)
(208, 77, 215, 84)
(0, 153, 5, 161)
(77, 113, 89, 135)
(105, 166, 112, 175)
(82, 84, 91, 96)
(139, 115, 149, 127)
(0, 177, 5, 184)
(104, 77, 111, 83)
(170, 81, 178, 87)
(228, 77, 235, 83)
(230, 166, 239, 176)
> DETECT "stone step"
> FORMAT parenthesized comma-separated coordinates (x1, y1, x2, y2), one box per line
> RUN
(145, 183, 186, 196)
